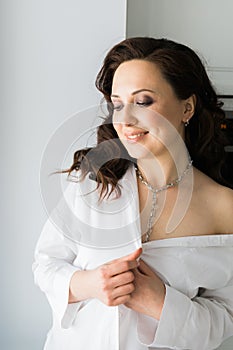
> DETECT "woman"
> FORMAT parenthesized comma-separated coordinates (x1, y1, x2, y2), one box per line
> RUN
(33, 37, 233, 350)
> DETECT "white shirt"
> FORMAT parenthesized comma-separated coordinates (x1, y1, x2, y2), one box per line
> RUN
(33, 166, 233, 350)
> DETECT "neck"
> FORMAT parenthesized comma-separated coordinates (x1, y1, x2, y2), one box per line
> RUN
(136, 147, 191, 188)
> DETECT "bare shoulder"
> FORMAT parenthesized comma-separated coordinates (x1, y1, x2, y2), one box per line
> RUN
(194, 168, 233, 234)
(213, 183, 233, 233)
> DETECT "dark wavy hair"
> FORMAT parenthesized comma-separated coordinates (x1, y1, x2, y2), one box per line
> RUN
(62, 37, 231, 198)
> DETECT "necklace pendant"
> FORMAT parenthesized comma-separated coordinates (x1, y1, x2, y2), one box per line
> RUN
(135, 157, 193, 244)
(144, 229, 152, 243)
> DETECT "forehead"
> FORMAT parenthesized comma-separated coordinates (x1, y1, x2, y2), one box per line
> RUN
(112, 59, 166, 93)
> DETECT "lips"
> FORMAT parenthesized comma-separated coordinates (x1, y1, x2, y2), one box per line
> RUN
(124, 130, 149, 142)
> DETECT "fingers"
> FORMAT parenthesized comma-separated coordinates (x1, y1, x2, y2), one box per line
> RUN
(109, 248, 142, 265)
(110, 294, 131, 306)
(98, 270, 135, 306)
(99, 260, 137, 282)
(104, 248, 142, 277)
(95, 248, 143, 307)
(121, 247, 142, 262)
(111, 270, 135, 288)
(136, 259, 155, 277)
(112, 282, 135, 299)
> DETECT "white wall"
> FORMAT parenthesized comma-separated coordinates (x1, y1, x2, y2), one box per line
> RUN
(127, 0, 233, 95)
(127, 1, 233, 349)
(1, 1, 126, 349)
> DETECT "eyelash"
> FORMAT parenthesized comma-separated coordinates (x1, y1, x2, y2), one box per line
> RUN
(112, 99, 153, 111)
(112, 103, 123, 111)
(136, 100, 153, 107)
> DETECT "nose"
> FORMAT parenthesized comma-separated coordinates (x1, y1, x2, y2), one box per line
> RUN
(116, 104, 138, 126)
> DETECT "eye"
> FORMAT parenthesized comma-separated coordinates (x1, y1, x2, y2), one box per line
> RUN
(136, 97, 153, 107)
(112, 102, 124, 111)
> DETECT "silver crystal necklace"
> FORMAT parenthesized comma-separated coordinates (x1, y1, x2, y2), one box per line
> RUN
(135, 158, 193, 243)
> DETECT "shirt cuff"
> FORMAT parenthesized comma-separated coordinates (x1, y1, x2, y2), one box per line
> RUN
(47, 265, 83, 329)
(137, 312, 159, 345)
(154, 285, 191, 347)
(136, 285, 191, 349)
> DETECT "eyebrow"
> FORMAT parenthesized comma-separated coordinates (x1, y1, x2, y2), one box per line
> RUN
(111, 88, 157, 98)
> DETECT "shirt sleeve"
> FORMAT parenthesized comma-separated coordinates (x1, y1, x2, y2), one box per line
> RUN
(32, 183, 84, 329)
(137, 282, 233, 350)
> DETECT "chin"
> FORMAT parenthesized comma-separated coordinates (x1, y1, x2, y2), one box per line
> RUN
(121, 140, 155, 160)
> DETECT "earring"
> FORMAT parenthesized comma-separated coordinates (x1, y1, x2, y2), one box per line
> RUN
(184, 119, 189, 127)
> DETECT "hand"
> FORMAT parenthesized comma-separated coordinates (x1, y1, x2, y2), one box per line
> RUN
(124, 259, 165, 320)
(91, 248, 142, 306)
(69, 248, 142, 306)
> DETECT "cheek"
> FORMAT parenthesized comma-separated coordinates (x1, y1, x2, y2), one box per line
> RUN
(153, 104, 183, 127)
(146, 111, 181, 144)
(112, 112, 124, 135)
(112, 122, 121, 137)
(163, 103, 184, 125)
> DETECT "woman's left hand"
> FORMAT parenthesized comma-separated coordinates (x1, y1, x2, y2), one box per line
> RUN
(124, 259, 166, 320)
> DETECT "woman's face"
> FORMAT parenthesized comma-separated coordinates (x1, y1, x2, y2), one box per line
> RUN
(111, 59, 192, 160)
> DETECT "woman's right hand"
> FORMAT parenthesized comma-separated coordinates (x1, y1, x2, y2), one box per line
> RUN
(69, 248, 142, 306)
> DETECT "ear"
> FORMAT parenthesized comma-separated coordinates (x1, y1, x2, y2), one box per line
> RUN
(182, 94, 196, 124)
